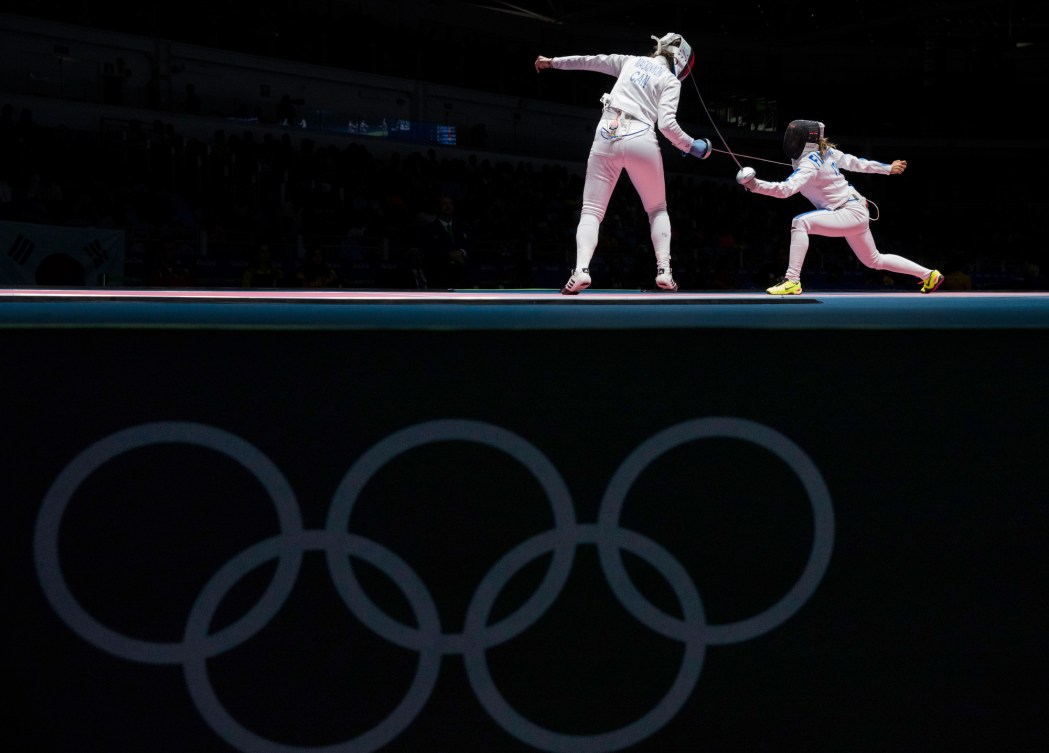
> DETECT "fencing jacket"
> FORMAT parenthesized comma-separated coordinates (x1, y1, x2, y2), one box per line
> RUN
(551, 54, 696, 153)
(749, 147, 893, 211)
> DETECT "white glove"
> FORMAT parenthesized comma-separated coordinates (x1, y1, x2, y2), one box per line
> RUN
(736, 166, 756, 189)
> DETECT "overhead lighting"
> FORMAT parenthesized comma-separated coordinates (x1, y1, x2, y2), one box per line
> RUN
(465, 2, 562, 24)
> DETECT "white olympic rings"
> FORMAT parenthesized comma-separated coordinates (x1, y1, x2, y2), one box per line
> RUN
(34, 417, 834, 753)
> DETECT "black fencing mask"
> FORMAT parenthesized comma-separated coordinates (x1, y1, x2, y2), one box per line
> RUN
(783, 120, 824, 160)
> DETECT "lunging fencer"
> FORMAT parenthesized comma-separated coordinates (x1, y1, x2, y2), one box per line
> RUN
(534, 33, 712, 294)
(737, 119, 943, 295)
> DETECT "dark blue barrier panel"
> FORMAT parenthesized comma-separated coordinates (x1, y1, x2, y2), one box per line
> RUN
(5, 322, 1047, 753)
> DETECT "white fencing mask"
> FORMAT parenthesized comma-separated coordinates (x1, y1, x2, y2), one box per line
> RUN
(651, 32, 694, 80)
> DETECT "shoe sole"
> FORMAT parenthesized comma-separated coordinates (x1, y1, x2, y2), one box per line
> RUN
(561, 283, 590, 295)
(767, 289, 802, 295)
(921, 275, 944, 294)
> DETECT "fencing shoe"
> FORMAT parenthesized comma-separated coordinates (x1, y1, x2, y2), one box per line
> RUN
(767, 276, 802, 295)
(561, 268, 591, 295)
(920, 270, 944, 294)
(655, 268, 678, 291)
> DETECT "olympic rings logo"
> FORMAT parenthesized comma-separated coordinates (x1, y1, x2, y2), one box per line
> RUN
(34, 417, 834, 753)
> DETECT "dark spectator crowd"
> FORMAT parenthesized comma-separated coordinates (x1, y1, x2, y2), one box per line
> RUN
(0, 98, 782, 290)
(1, 96, 1042, 292)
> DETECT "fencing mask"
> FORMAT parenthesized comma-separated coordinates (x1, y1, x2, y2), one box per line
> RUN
(651, 32, 694, 80)
(783, 119, 825, 160)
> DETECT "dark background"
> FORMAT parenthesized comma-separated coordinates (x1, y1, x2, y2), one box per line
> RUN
(2, 1, 1047, 288)
(5, 325, 1049, 752)
(3, 0, 1046, 139)
(4, 6, 1048, 751)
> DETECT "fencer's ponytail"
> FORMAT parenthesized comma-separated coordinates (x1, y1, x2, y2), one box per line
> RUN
(649, 42, 675, 71)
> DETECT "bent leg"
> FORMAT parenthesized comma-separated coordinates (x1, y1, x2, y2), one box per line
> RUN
(784, 224, 810, 282)
(788, 204, 868, 282)
(782, 206, 856, 281)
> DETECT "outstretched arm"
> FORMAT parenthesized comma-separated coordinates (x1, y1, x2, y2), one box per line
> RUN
(834, 149, 906, 176)
(736, 165, 812, 199)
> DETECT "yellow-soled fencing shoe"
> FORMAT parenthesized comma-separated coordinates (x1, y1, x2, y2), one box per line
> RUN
(766, 277, 802, 295)
(920, 270, 944, 294)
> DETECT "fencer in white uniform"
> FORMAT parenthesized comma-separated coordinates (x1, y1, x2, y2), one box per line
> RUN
(534, 33, 711, 294)
(737, 119, 943, 295)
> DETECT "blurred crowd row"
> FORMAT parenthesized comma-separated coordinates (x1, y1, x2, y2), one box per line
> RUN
(1, 98, 1041, 291)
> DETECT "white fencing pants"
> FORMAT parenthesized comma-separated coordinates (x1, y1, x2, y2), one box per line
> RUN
(785, 199, 931, 283)
(573, 121, 672, 272)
